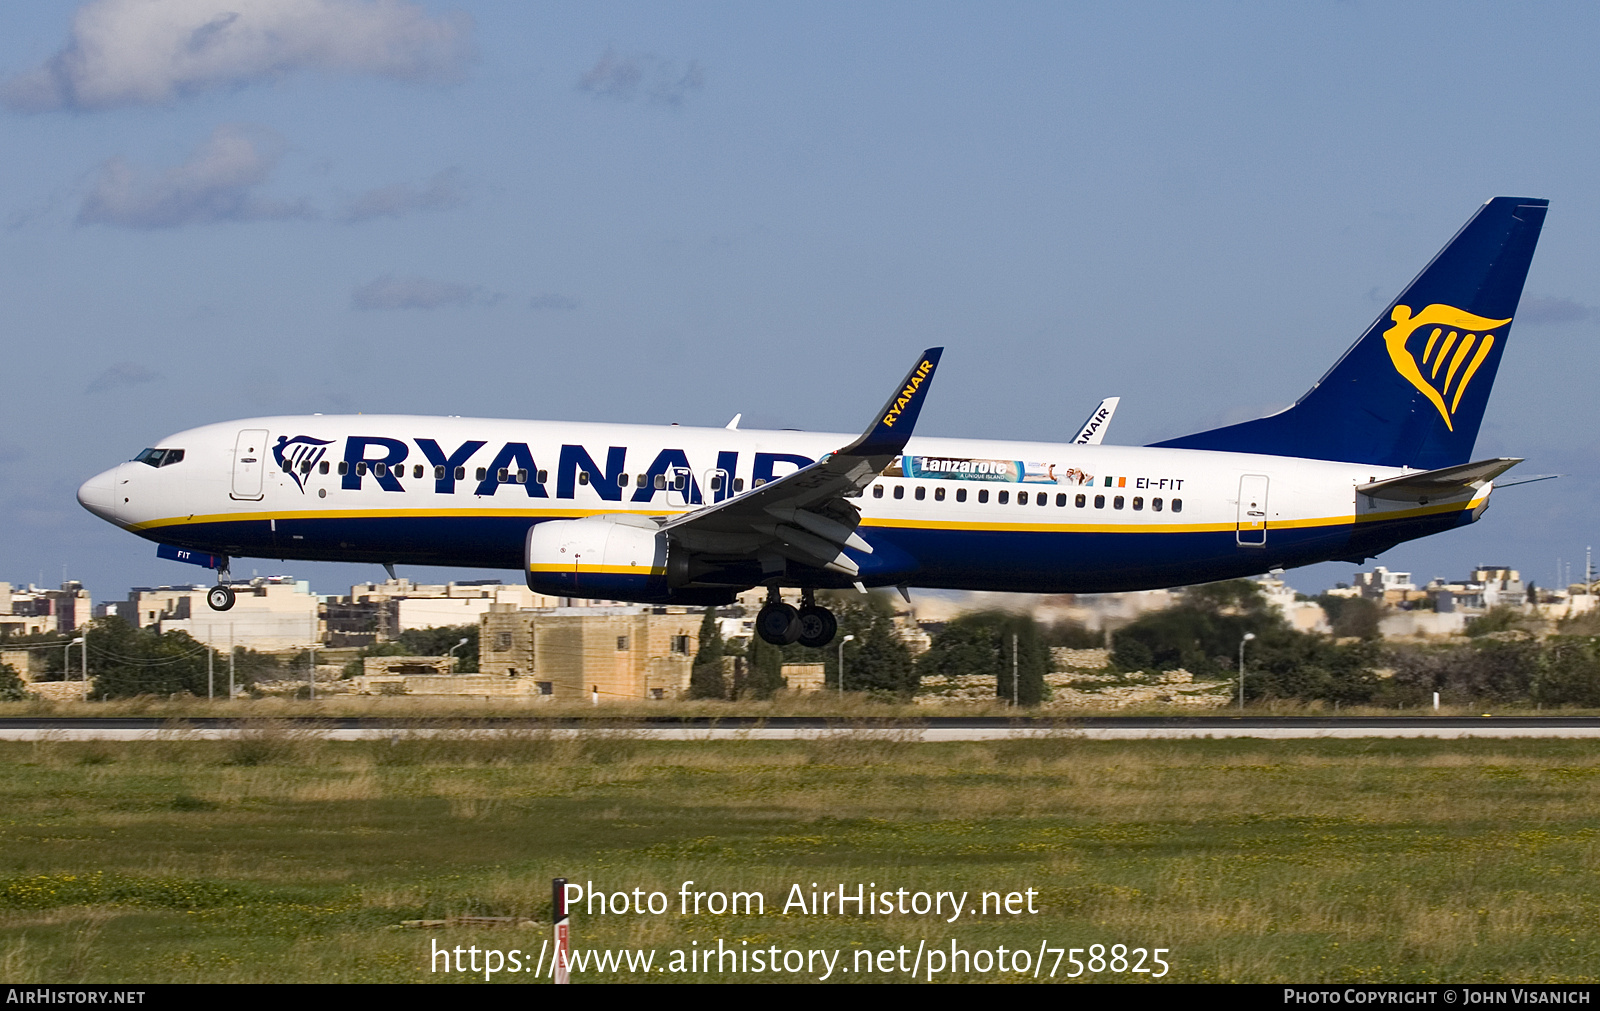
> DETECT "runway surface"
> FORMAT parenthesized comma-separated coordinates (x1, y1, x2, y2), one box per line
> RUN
(4, 715, 1600, 740)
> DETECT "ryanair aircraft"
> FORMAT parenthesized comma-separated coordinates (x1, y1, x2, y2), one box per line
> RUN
(78, 197, 1548, 647)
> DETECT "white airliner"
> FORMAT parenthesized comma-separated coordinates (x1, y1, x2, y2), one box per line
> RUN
(78, 198, 1548, 647)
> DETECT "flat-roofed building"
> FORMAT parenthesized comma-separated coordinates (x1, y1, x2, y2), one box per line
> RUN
(479, 605, 701, 701)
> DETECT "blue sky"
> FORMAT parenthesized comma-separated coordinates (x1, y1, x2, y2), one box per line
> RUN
(3, 1, 1598, 600)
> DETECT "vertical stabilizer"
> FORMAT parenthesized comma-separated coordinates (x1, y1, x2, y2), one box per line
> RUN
(1152, 198, 1547, 469)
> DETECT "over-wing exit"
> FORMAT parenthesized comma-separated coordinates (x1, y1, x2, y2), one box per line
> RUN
(78, 198, 1548, 647)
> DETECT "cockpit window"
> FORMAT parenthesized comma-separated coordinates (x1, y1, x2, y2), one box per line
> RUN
(134, 448, 185, 468)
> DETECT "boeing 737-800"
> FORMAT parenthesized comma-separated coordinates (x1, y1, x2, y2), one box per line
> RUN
(78, 197, 1548, 647)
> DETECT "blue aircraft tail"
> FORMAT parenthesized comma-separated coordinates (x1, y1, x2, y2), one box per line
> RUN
(1151, 197, 1548, 470)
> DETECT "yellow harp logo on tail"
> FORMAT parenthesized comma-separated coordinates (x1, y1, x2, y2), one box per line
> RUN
(1382, 304, 1511, 431)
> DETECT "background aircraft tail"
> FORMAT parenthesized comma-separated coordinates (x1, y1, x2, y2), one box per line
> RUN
(1151, 197, 1548, 470)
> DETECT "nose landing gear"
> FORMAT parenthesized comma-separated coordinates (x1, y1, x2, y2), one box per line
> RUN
(207, 558, 236, 611)
(755, 587, 837, 647)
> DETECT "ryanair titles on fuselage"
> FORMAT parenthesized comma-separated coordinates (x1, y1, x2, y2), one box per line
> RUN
(270, 432, 1145, 503)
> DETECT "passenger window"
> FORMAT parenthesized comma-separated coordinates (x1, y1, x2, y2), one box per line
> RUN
(637, 473, 647, 488)
(497, 468, 508, 482)
(934, 486, 945, 502)
(998, 491, 1009, 504)
(1056, 493, 1066, 506)
(413, 465, 424, 479)
(339, 462, 350, 476)
(873, 485, 884, 499)
(356, 462, 368, 476)
(282, 460, 293, 473)
(1075, 494, 1086, 508)
(708, 475, 721, 491)
(455, 466, 465, 480)
(915, 486, 925, 501)
(476, 467, 486, 481)
(655, 474, 667, 490)
(537, 470, 548, 484)
(578, 471, 590, 485)
(1114, 496, 1124, 509)
(620, 474, 631, 487)
(434, 465, 445, 479)
(956, 488, 967, 502)
(734, 478, 744, 492)
(1153, 498, 1163, 511)
(373, 463, 386, 477)
(517, 469, 528, 484)
(894, 485, 905, 500)
(1132, 497, 1143, 511)
(1094, 495, 1105, 509)
(300, 461, 312, 474)
(673, 473, 687, 491)
(1038, 493, 1048, 507)
(320, 461, 330, 475)
(1018, 491, 1028, 505)
(978, 489, 989, 503)
(1172, 499, 1183, 512)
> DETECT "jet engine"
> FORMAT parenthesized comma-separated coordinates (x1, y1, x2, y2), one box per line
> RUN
(525, 514, 684, 600)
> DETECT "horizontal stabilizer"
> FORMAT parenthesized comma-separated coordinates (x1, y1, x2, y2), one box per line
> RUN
(1357, 458, 1521, 503)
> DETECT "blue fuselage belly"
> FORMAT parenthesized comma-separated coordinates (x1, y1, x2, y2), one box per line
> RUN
(138, 507, 1475, 595)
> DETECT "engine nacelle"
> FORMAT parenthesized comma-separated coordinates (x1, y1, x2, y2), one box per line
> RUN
(525, 515, 680, 601)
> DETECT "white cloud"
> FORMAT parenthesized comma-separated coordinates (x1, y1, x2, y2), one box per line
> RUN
(86, 361, 164, 393)
(3, 0, 471, 112)
(578, 48, 703, 106)
(77, 124, 313, 228)
(351, 274, 498, 310)
(340, 168, 464, 222)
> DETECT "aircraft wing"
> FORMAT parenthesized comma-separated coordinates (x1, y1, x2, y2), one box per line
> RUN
(1357, 458, 1522, 503)
(660, 348, 943, 577)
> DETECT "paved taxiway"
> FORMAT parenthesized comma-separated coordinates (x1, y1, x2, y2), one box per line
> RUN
(4, 716, 1600, 740)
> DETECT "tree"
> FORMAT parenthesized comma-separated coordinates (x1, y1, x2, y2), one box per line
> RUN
(815, 592, 916, 696)
(0, 662, 28, 702)
(689, 607, 726, 699)
(1111, 580, 1280, 676)
(89, 617, 218, 698)
(746, 633, 786, 699)
(919, 611, 1048, 705)
(1315, 594, 1383, 639)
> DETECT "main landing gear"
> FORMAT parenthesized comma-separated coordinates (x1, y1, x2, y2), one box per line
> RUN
(755, 588, 837, 648)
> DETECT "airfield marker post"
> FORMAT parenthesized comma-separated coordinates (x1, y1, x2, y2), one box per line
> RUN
(1238, 633, 1256, 711)
(553, 877, 570, 984)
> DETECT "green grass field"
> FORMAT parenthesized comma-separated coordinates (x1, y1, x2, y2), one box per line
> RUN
(2, 728, 1598, 983)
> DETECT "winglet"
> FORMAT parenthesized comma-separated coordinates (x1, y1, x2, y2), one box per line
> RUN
(839, 348, 944, 458)
(1071, 397, 1120, 445)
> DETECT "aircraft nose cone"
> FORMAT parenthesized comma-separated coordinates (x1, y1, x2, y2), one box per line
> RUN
(77, 467, 121, 524)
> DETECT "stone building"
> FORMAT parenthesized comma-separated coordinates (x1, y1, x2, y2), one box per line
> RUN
(479, 605, 702, 701)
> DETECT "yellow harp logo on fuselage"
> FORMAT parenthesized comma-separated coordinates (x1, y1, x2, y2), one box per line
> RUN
(1382, 304, 1511, 431)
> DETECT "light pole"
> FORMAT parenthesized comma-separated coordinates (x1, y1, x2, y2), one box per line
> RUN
(447, 636, 470, 672)
(1237, 633, 1256, 711)
(837, 634, 855, 696)
(64, 637, 84, 699)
